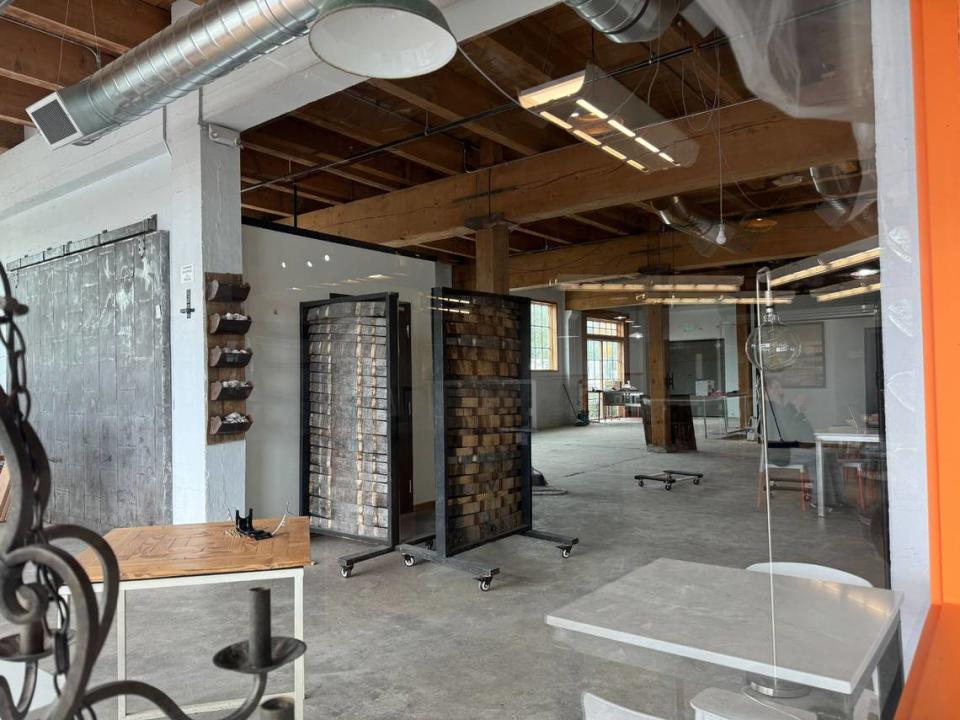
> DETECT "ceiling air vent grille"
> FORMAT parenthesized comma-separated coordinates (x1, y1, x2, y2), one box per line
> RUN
(26, 95, 83, 149)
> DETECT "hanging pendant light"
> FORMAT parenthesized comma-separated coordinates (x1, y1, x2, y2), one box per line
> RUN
(310, 0, 458, 79)
(745, 271, 802, 371)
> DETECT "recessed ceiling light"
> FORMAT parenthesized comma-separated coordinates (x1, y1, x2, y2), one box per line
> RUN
(306, 260, 314, 268)
(324, 254, 331, 262)
(740, 216, 778, 232)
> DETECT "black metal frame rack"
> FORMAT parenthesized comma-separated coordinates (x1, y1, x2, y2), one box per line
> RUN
(397, 288, 578, 592)
(635, 469, 704, 491)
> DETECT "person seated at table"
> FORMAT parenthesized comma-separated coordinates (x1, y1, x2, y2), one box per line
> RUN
(764, 379, 849, 510)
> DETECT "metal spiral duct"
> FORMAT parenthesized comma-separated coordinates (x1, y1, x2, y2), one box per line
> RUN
(0, 1, 13, 13)
(27, 0, 327, 148)
(651, 195, 731, 248)
(565, 0, 694, 43)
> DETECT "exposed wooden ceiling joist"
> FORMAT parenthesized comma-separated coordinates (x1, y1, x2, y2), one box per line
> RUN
(0, 19, 109, 91)
(294, 94, 468, 176)
(0, 76, 47, 125)
(287, 102, 859, 246)
(241, 149, 381, 207)
(3, 0, 169, 56)
(457, 209, 875, 291)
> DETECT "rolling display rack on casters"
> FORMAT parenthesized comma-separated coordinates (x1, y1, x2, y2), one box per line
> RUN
(397, 288, 579, 592)
(635, 469, 704, 491)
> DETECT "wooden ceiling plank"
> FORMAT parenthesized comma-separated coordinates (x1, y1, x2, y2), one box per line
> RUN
(0, 20, 109, 91)
(0, 76, 48, 125)
(295, 94, 467, 176)
(289, 103, 859, 246)
(241, 148, 382, 206)
(5, 0, 170, 56)
(0, 120, 23, 151)
(369, 69, 565, 156)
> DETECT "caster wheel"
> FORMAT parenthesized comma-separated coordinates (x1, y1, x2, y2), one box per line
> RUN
(479, 578, 493, 592)
(665, 483, 673, 491)
(340, 566, 352, 579)
(694, 478, 701, 485)
(638, 480, 645, 487)
(561, 547, 572, 559)
(403, 554, 416, 567)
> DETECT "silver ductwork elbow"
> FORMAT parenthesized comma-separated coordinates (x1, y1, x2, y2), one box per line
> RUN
(651, 195, 732, 248)
(809, 163, 877, 232)
(27, 0, 326, 149)
(565, 0, 695, 43)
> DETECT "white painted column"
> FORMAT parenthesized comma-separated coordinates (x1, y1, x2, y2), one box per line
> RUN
(871, 0, 928, 670)
(167, 92, 246, 523)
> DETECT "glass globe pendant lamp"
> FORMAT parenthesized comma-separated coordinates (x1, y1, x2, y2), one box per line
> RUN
(745, 269, 802, 371)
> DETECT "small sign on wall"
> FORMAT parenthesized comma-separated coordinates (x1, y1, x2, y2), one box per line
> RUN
(180, 264, 194, 284)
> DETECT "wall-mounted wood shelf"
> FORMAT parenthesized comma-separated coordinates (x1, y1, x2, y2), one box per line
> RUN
(209, 414, 253, 436)
(207, 279, 251, 303)
(209, 346, 253, 369)
(209, 312, 252, 336)
(210, 380, 254, 402)
(206, 272, 253, 445)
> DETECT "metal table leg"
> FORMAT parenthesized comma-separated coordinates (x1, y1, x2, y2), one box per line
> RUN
(294, 568, 305, 720)
(816, 437, 826, 518)
(117, 585, 127, 720)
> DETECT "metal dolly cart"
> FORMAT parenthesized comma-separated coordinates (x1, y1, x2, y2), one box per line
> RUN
(635, 469, 703, 491)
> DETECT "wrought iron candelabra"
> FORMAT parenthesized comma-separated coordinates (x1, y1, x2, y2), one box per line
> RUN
(0, 260, 305, 719)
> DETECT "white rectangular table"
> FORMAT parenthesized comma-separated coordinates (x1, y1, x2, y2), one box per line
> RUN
(546, 559, 901, 699)
(814, 432, 881, 518)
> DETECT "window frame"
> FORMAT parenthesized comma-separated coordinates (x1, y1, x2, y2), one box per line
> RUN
(529, 300, 559, 372)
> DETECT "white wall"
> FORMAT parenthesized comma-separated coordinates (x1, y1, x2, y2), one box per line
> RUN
(0, 153, 172, 262)
(242, 223, 443, 517)
(668, 305, 742, 419)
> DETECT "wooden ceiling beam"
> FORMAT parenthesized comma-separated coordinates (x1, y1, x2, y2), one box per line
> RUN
(4, 0, 170, 56)
(0, 20, 110, 91)
(475, 209, 875, 291)
(289, 103, 859, 246)
(294, 94, 467, 176)
(0, 76, 47, 125)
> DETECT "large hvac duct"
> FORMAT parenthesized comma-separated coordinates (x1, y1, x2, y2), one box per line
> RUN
(27, 0, 325, 149)
(0, 1, 13, 13)
(565, 0, 695, 44)
(26, 0, 457, 150)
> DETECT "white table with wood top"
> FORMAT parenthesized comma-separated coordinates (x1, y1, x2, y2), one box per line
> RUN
(74, 517, 312, 720)
(546, 559, 902, 716)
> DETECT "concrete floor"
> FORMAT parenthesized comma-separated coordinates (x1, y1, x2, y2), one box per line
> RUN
(8, 421, 887, 719)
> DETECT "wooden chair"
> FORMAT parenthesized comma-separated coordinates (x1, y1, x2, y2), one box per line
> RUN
(756, 463, 811, 511)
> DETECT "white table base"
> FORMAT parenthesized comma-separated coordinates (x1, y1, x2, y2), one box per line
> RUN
(814, 433, 881, 518)
(75, 567, 305, 720)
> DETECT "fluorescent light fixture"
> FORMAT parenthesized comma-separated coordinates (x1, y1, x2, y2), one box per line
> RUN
(560, 283, 649, 292)
(601, 145, 627, 161)
(310, 0, 457, 79)
(518, 71, 587, 109)
(635, 136, 660, 153)
(641, 292, 794, 306)
(608, 119, 636, 137)
(850, 267, 880, 279)
(540, 111, 572, 130)
(813, 281, 882, 303)
(576, 98, 608, 119)
(517, 63, 699, 174)
(647, 274, 744, 293)
(769, 238, 880, 287)
(368, 273, 389, 280)
(573, 129, 601, 147)
(627, 160, 648, 172)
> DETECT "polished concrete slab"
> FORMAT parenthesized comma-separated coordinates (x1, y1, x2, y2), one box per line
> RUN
(4, 421, 886, 719)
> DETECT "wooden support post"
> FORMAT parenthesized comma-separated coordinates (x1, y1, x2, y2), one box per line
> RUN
(475, 222, 510, 294)
(736, 305, 753, 426)
(647, 305, 670, 450)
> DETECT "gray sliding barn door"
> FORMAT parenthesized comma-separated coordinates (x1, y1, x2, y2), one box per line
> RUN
(11, 230, 172, 530)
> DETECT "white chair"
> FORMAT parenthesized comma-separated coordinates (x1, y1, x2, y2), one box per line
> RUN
(0, 660, 57, 712)
(691, 688, 817, 720)
(745, 563, 880, 720)
(582, 692, 667, 720)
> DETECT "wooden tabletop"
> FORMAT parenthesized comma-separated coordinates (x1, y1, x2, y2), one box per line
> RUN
(76, 517, 312, 583)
